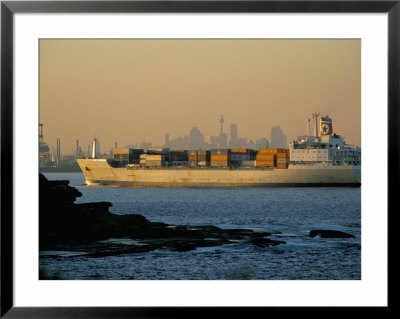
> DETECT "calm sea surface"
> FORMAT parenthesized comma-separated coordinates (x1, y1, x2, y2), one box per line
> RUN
(40, 172, 361, 280)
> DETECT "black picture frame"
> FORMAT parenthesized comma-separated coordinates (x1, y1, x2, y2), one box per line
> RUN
(1, 0, 396, 317)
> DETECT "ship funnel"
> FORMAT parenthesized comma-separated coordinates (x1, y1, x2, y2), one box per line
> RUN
(319, 115, 333, 136)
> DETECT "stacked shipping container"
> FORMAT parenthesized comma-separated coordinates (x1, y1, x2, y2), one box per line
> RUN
(256, 148, 289, 168)
(276, 152, 289, 169)
(210, 149, 231, 167)
(113, 147, 289, 168)
(188, 150, 198, 166)
(197, 150, 211, 166)
(139, 153, 166, 167)
(230, 148, 250, 164)
(113, 148, 144, 164)
(169, 150, 188, 162)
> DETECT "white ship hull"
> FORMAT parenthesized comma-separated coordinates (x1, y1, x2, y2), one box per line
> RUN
(76, 159, 361, 187)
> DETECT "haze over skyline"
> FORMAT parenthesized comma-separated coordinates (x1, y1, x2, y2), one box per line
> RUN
(39, 39, 360, 154)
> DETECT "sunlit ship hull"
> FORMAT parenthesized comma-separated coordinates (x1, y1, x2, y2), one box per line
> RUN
(76, 159, 361, 187)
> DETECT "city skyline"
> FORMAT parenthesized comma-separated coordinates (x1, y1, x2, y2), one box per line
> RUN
(41, 118, 288, 157)
(39, 39, 360, 152)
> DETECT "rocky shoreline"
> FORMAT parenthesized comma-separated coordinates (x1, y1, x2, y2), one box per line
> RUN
(39, 174, 286, 257)
(40, 174, 356, 259)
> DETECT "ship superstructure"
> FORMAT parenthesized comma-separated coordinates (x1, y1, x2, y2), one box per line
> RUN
(290, 113, 361, 166)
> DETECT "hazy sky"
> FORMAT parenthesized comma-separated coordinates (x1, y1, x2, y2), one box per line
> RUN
(39, 39, 360, 154)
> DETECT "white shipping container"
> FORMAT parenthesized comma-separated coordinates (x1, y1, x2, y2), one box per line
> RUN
(210, 161, 228, 167)
(241, 160, 255, 167)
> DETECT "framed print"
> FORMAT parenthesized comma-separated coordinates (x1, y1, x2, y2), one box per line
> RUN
(1, 0, 396, 317)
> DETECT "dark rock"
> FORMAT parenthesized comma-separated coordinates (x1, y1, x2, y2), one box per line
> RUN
(172, 241, 198, 252)
(250, 237, 286, 247)
(309, 229, 355, 238)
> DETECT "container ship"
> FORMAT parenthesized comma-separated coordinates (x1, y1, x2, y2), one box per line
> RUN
(76, 114, 361, 187)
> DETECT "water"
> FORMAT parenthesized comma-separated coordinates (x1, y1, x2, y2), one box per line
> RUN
(40, 172, 361, 280)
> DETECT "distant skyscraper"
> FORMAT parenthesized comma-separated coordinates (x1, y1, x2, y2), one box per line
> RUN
(189, 126, 205, 149)
(229, 123, 238, 147)
(270, 126, 287, 148)
(165, 133, 170, 147)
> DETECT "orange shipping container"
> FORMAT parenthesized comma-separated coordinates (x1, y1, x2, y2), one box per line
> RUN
(258, 148, 277, 154)
(211, 154, 229, 161)
(188, 155, 198, 161)
(256, 154, 276, 161)
(259, 148, 289, 154)
(277, 152, 289, 158)
(256, 161, 275, 166)
(276, 163, 289, 169)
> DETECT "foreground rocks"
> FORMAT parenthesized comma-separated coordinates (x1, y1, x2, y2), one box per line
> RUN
(39, 174, 285, 257)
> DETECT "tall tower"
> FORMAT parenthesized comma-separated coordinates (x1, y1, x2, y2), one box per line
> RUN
(38, 123, 51, 166)
(39, 123, 44, 144)
(219, 115, 224, 135)
(76, 139, 80, 158)
(56, 138, 61, 166)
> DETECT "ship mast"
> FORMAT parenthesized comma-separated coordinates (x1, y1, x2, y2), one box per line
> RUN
(312, 112, 320, 137)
